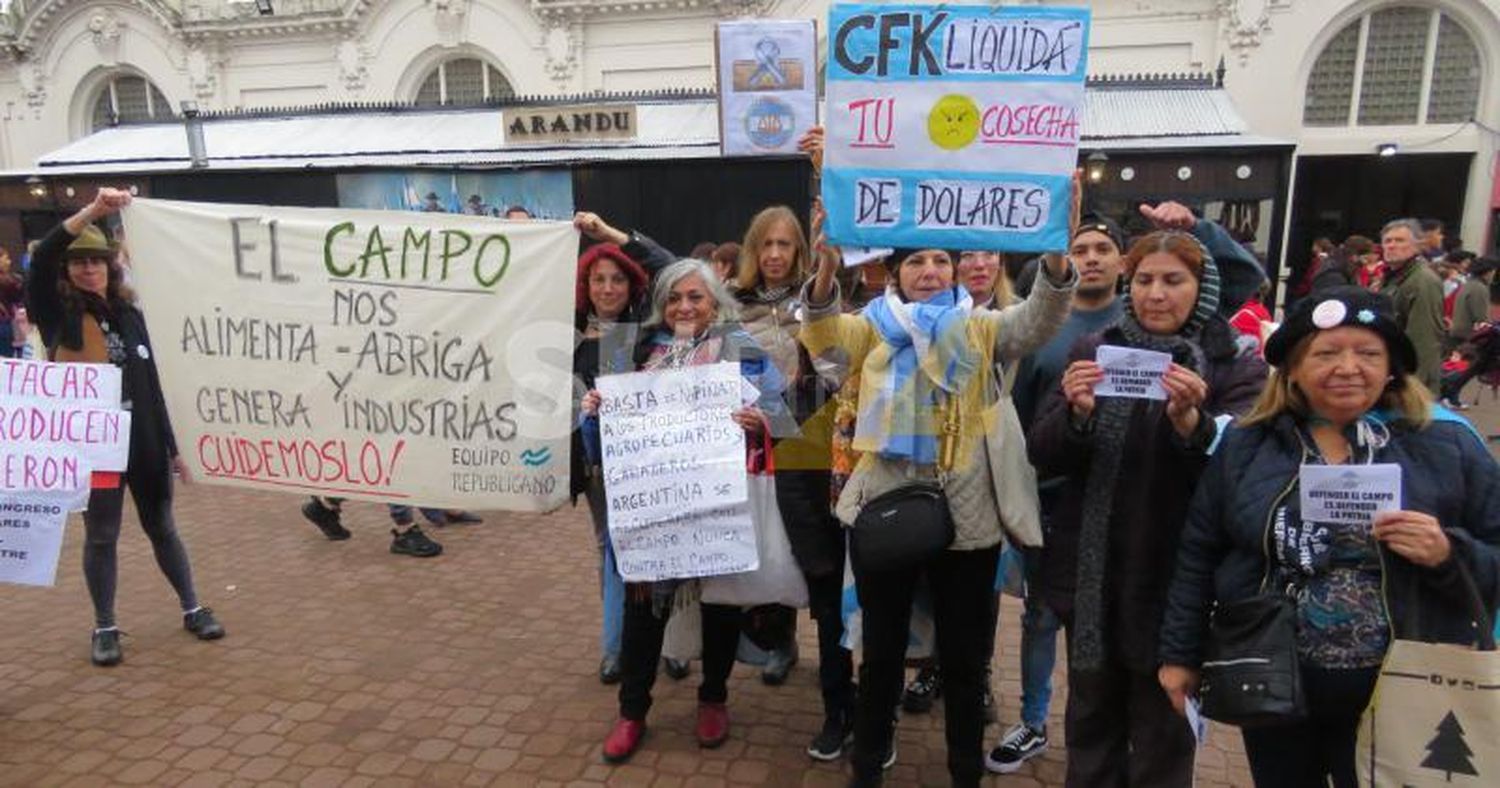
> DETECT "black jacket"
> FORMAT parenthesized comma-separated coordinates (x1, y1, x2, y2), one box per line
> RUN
(1158, 414, 1500, 668)
(1029, 317, 1268, 672)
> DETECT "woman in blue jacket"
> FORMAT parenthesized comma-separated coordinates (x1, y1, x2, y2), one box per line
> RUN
(1158, 286, 1500, 787)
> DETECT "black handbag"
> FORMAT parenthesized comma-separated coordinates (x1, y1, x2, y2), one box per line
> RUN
(1198, 590, 1307, 727)
(849, 483, 955, 573)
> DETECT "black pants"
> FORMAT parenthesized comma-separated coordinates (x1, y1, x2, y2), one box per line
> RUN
(83, 472, 198, 629)
(1241, 665, 1379, 788)
(617, 589, 740, 721)
(775, 469, 854, 715)
(1063, 639, 1195, 788)
(1442, 351, 1500, 400)
(851, 544, 999, 786)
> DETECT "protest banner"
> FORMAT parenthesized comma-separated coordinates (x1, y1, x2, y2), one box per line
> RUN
(0, 488, 80, 586)
(121, 198, 577, 511)
(822, 3, 1090, 252)
(597, 362, 758, 582)
(0, 358, 129, 477)
(716, 19, 819, 157)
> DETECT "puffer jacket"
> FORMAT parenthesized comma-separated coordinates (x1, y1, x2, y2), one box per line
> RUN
(1158, 412, 1500, 668)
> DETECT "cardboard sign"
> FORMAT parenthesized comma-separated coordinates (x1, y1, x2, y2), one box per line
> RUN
(1094, 345, 1171, 400)
(1299, 464, 1402, 525)
(597, 362, 758, 582)
(822, 3, 1090, 252)
(122, 198, 577, 510)
(716, 19, 819, 156)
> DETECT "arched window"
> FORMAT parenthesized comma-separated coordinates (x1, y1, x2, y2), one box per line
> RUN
(414, 58, 514, 105)
(90, 74, 173, 130)
(1302, 5, 1481, 127)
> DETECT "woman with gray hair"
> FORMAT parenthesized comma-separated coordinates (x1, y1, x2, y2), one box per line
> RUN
(580, 258, 790, 763)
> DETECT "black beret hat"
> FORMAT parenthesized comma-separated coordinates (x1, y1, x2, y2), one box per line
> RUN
(1264, 286, 1417, 373)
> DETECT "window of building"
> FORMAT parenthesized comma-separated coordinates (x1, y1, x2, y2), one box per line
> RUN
(1302, 5, 1482, 127)
(415, 58, 514, 105)
(90, 75, 172, 130)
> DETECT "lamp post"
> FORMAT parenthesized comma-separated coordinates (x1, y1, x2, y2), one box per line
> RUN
(1086, 150, 1109, 183)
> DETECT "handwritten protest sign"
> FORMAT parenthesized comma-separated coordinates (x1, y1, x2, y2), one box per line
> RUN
(822, 3, 1090, 252)
(1095, 345, 1171, 400)
(0, 489, 78, 586)
(0, 358, 130, 475)
(1299, 464, 1402, 525)
(598, 362, 757, 582)
(716, 19, 818, 157)
(122, 198, 576, 510)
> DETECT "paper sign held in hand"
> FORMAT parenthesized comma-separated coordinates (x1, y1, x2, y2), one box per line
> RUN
(1299, 464, 1402, 525)
(1094, 345, 1171, 401)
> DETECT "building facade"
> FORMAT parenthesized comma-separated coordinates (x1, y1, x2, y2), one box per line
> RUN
(1, 0, 1497, 260)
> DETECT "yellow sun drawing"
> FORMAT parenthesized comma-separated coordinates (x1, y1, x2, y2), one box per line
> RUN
(926, 94, 980, 151)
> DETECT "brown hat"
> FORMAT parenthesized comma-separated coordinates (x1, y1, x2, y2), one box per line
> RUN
(64, 225, 115, 260)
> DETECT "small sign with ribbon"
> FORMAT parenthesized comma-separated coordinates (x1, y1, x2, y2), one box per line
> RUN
(716, 19, 819, 156)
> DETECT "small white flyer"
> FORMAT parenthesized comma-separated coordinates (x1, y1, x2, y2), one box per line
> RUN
(1094, 345, 1172, 401)
(1299, 464, 1403, 525)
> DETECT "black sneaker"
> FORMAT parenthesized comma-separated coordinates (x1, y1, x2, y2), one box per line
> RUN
(901, 666, 941, 713)
(301, 498, 351, 540)
(985, 723, 1047, 774)
(807, 711, 854, 761)
(91, 628, 122, 666)
(184, 607, 226, 640)
(390, 525, 442, 557)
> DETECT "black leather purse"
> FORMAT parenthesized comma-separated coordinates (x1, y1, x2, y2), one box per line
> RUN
(1198, 590, 1307, 727)
(849, 483, 955, 573)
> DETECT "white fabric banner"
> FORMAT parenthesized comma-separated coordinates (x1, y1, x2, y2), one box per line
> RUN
(122, 198, 577, 511)
(716, 19, 819, 156)
(598, 362, 757, 582)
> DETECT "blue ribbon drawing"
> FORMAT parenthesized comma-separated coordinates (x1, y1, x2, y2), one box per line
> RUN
(749, 37, 787, 87)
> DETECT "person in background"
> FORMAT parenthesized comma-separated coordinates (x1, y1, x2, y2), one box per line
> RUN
(1448, 256, 1494, 350)
(1379, 218, 1446, 394)
(1421, 218, 1446, 260)
(1342, 235, 1383, 291)
(0, 247, 20, 357)
(690, 241, 718, 261)
(299, 498, 478, 557)
(1309, 246, 1359, 294)
(1159, 287, 1500, 786)
(710, 242, 741, 284)
(422, 192, 444, 212)
(1290, 237, 1336, 308)
(1029, 229, 1268, 788)
(504, 205, 532, 220)
(1228, 282, 1275, 358)
(26, 187, 225, 666)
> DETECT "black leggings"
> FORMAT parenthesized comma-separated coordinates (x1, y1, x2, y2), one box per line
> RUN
(83, 474, 199, 629)
(617, 590, 740, 721)
(1241, 665, 1379, 788)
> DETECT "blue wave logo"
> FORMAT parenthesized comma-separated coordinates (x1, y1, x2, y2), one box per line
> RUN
(519, 447, 552, 467)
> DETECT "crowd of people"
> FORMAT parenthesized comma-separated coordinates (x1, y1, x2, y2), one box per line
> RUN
(13, 124, 1500, 786)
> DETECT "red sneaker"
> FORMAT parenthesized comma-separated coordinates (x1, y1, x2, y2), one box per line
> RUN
(696, 702, 730, 748)
(603, 718, 645, 763)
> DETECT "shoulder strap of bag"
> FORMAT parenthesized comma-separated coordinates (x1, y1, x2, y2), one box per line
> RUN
(1454, 559, 1497, 652)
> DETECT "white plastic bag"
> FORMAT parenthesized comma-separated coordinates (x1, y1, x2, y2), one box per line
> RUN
(701, 475, 809, 608)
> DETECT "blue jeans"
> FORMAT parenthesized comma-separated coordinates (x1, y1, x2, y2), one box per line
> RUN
(585, 474, 624, 659)
(387, 504, 446, 525)
(1020, 546, 1060, 730)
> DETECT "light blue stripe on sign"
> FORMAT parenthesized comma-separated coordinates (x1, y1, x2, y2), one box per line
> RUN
(822, 167, 1072, 253)
(827, 3, 1091, 84)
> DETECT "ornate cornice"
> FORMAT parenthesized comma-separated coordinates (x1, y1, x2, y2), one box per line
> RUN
(11, 0, 179, 56)
(530, 0, 762, 21)
(177, 0, 372, 41)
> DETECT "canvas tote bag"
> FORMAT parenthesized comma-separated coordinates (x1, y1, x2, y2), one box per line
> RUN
(1356, 566, 1500, 787)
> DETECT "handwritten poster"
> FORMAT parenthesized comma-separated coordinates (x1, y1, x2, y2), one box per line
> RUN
(597, 362, 758, 582)
(822, 3, 1090, 252)
(1094, 345, 1171, 401)
(716, 19, 819, 157)
(122, 198, 577, 511)
(0, 358, 130, 477)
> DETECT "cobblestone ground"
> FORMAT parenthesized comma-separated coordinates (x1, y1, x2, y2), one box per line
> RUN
(2, 395, 1497, 788)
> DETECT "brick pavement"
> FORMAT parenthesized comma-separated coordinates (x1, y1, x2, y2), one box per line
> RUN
(1, 395, 1496, 788)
